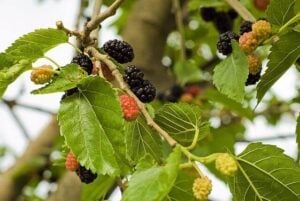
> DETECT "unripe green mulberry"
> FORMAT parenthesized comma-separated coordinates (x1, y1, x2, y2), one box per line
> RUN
(247, 54, 262, 75)
(239, 32, 258, 54)
(31, 65, 55, 84)
(215, 153, 238, 176)
(252, 20, 272, 41)
(192, 176, 212, 200)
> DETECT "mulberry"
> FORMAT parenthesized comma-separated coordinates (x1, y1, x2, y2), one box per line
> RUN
(76, 165, 97, 184)
(239, 32, 258, 54)
(192, 176, 212, 201)
(215, 153, 238, 176)
(71, 54, 93, 75)
(30, 65, 55, 84)
(217, 31, 239, 55)
(102, 39, 134, 64)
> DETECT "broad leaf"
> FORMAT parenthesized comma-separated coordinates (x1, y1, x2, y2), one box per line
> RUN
(155, 103, 208, 144)
(81, 175, 115, 201)
(165, 169, 198, 201)
(201, 89, 254, 120)
(32, 64, 87, 94)
(0, 53, 14, 70)
(213, 41, 248, 103)
(266, 0, 296, 27)
(0, 60, 31, 97)
(122, 146, 181, 201)
(229, 143, 300, 201)
(5, 28, 68, 63)
(257, 31, 300, 103)
(125, 116, 162, 165)
(296, 114, 300, 161)
(58, 77, 125, 176)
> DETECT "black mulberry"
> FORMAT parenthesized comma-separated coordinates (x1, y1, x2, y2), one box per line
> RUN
(217, 31, 239, 55)
(103, 39, 134, 64)
(200, 7, 216, 22)
(75, 165, 97, 184)
(246, 72, 261, 86)
(71, 54, 93, 75)
(213, 12, 233, 33)
(240, 21, 253, 35)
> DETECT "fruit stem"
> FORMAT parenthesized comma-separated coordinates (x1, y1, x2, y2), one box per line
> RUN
(43, 56, 61, 69)
(185, 126, 199, 150)
(279, 13, 300, 34)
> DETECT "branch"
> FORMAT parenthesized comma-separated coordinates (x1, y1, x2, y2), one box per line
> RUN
(237, 134, 296, 143)
(90, 0, 103, 45)
(81, 0, 125, 46)
(87, 47, 177, 147)
(224, 0, 256, 22)
(172, 0, 186, 60)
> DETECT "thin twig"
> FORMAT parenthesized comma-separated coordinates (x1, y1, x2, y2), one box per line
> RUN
(172, 0, 186, 61)
(237, 134, 296, 143)
(87, 47, 177, 147)
(82, 0, 125, 46)
(56, 21, 81, 38)
(90, 0, 103, 45)
(224, 0, 256, 22)
(75, 0, 86, 31)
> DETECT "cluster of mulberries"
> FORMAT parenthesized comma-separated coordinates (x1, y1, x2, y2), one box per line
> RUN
(200, 7, 238, 33)
(157, 84, 202, 103)
(124, 66, 156, 103)
(65, 151, 97, 184)
(216, 19, 272, 86)
(157, 84, 184, 103)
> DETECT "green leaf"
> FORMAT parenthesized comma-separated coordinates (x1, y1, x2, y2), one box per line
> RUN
(296, 114, 300, 161)
(125, 116, 162, 165)
(201, 89, 254, 120)
(81, 175, 115, 201)
(0, 60, 31, 97)
(155, 103, 208, 144)
(32, 64, 87, 94)
(174, 60, 203, 86)
(213, 41, 248, 103)
(122, 146, 181, 201)
(229, 143, 300, 201)
(0, 53, 14, 70)
(165, 169, 198, 201)
(266, 0, 296, 27)
(58, 77, 125, 176)
(257, 31, 300, 103)
(5, 28, 68, 63)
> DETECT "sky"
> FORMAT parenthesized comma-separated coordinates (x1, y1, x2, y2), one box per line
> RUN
(0, 0, 299, 200)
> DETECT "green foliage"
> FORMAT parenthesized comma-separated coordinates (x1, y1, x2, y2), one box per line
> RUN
(296, 114, 300, 161)
(0, 60, 31, 97)
(125, 116, 163, 165)
(81, 175, 115, 201)
(0, 53, 14, 70)
(58, 77, 125, 176)
(229, 143, 300, 201)
(165, 169, 197, 201)
(122, 147, 181, 201)
(174, 60, 203, 85)
(213, 41, 249, 103)
(5, 28, 68, 63)
(155, 103, 209, 144)
(257, 31, 300, 103)
(201, 89, 254, 120)
(32, 64, 87, 94)
(266, 0, 296, 27)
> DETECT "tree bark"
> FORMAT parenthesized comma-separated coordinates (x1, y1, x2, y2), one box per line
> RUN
(122, 0, 176, 91)
(0, 115, 59, 201)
